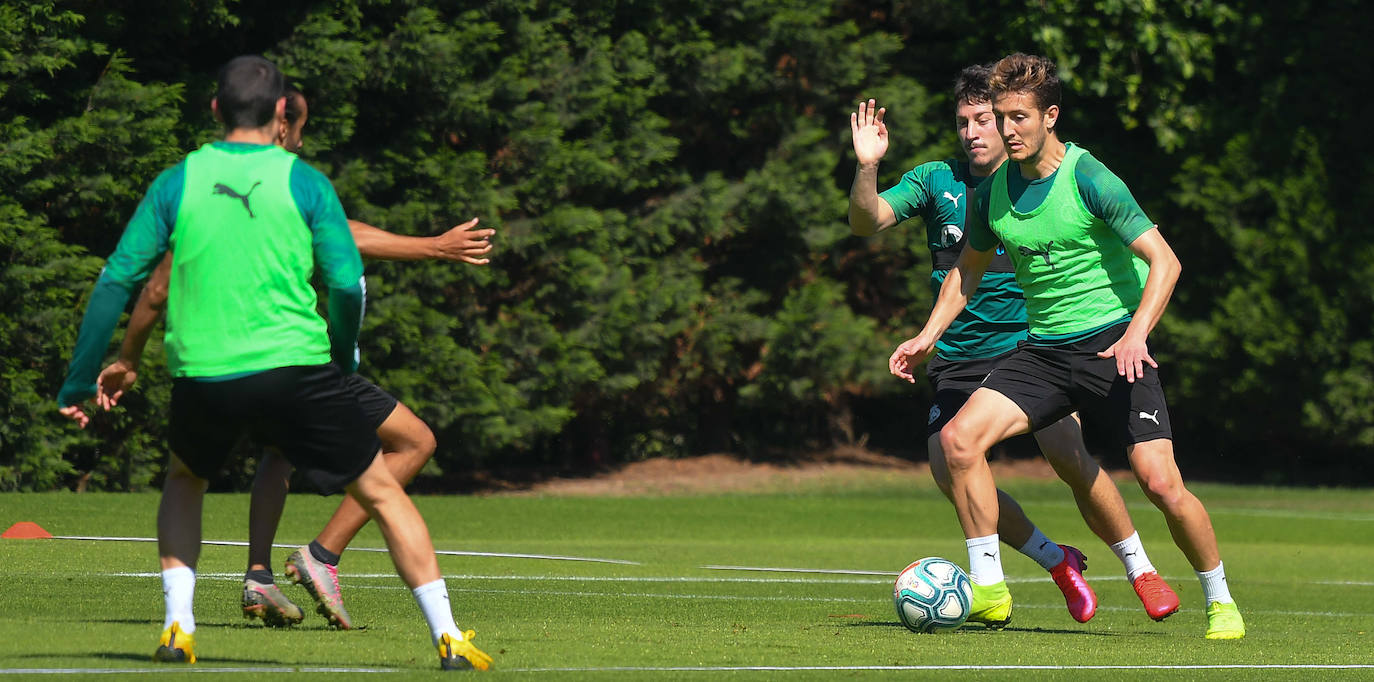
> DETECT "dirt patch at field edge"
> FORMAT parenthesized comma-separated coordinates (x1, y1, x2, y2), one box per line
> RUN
(484, 447, 1131, 497)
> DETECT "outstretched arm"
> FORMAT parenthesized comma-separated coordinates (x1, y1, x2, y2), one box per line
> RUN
(349, 217, 493, 264)
(1097, 227, 1180, 382)
(888, 243, 995, 382)
(58, 166, 178, 426)
(848, 99, 898, 236)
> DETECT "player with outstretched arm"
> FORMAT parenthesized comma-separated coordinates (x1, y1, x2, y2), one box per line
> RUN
(850, 64, 1179, 628)
(86, 85, 494, 633)
(889, 53, 1244, 640)
(57, 56, 495, 668)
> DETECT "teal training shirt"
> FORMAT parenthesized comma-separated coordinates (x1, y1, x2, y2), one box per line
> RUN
(879, 159, 1026, 360)
(967, 143, 1155, 345)
(58, 142, 363, 405)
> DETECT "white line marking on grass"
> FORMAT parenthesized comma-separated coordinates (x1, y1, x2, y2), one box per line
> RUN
(703, 565, 1374, 589)
(703, 564, 895, 576)
(1036, 499, 1374, 523)
(10, 665, 1374, 675)
(91, 573, 1373, 616)
(48, 535, 639, 565)
(362, 585, 879, 603)
(343, 573, 892, 584)
(0, 667, 398, 675)
(340, 584, 1374, 617)
(106, 572, 890, 585)
(702, 565, 1051, 583)
(1207, 508, 1374, 522)
(505, 665, 1374, 673)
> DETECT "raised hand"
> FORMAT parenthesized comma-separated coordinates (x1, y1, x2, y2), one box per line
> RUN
(431, 217, 494, 265)
(850, 98, 889, 166)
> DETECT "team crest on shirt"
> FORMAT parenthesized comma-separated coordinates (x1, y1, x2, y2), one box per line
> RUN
(927, 404, 941, 425)
(939, 224, 964, 247)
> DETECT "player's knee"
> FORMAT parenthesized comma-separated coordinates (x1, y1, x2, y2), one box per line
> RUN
(348, 477, 397, 511)
(410, 424, 437, 460)
(1051, 455, 1098, 493)
(380, 411, 436, 461)
(1136, 470, 1185, 508)
(938, 421, 982, 470)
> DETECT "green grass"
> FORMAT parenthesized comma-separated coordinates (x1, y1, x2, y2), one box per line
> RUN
(1, 476, 1371, 680)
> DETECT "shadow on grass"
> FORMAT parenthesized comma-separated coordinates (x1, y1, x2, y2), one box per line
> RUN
(75, 617, 341, 631)
(843, 620, 1130, 637)
(12, 651, 294, 666)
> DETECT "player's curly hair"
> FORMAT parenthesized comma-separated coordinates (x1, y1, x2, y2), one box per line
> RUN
(953, 63, 994, 105)
(989, 53, 1061, 112)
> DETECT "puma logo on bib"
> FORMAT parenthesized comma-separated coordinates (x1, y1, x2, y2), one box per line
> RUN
(213, 181, 262, 218)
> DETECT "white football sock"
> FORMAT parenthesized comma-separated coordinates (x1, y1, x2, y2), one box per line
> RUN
(413, 578, 461, 645)
(966, 534, 1005, 585)
(1017, 527, 1066, 570)
(1110, 531, 1158, 581)
(161, 566, 196, 633)
(1196, 562, 1234, 605)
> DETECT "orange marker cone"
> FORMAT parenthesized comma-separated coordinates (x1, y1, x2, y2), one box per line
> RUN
(2, 522, 53, 539)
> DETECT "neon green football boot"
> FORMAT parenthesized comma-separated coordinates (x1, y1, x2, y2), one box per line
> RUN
(1204, 601, 1246, 640)
(152, 621, 197, 663)
(438, 630, 494, 671)
(967, 581, 1013, 629)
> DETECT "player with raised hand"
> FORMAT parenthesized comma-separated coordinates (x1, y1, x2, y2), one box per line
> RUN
(850, 64, 1179, 628)
(89, 85, 494, 632)
(56, 56, 494, 669)
(889, 53, 1243, 640)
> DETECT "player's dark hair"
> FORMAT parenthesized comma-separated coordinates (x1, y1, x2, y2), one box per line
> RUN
(953, 64, 994, 105)
(284, 85, 305, 126)
(215, 55, 284, 130)
(989, 53, 1061, 112)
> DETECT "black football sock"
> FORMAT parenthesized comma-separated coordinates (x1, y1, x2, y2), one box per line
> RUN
(308, 539, 341, 566)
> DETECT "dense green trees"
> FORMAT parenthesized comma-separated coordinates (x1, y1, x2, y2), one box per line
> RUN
(2, 0, 1369, 489)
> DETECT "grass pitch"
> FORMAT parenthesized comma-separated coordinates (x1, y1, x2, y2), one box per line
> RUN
(1, 473, 1371, 680)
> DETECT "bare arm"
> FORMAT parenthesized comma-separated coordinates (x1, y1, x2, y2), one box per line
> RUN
(848, 99, 898, 236)
(888, 244, 995, 382)
(120, 252, 171, 367)
(92, 252, 172, 411)
(349, 217, 494, 264)
(1097, 226, 1181, 381)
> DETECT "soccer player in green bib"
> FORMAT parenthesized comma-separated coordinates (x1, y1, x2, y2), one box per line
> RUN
(889, 53, 1244, 640)
(851, 65, 1180, 627)
(86, 85, 495, 633)
(56, 56, 494, 668)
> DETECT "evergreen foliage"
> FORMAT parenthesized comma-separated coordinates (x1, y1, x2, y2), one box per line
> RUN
(2, 0, 1369, 489)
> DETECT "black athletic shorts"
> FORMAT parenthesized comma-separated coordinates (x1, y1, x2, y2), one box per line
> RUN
(169, 364, 381, 494)
(979, 321, 1172, 446)
(343, 373, 400, 430)
(924, 349, 1016, 437)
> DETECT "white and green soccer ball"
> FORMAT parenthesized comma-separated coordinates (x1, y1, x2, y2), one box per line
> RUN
(893, 557, 972, 633)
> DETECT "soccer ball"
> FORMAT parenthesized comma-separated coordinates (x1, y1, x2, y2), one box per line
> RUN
(893, 557, 972, 633)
